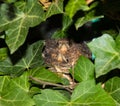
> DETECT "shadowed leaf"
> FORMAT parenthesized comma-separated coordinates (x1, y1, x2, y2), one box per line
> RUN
(0, 40, 44, 76)
(0, 0, 63, 54)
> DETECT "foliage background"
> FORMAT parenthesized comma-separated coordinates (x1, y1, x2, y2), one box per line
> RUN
(0, 0, 120, 106)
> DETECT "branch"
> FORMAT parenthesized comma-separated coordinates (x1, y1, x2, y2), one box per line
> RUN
(29, 76, 74, 93)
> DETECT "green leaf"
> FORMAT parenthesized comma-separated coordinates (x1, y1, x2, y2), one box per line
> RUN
(116, 34, 120, 51)
(2, 0, 17, 3)
(45, 0, 63, 18)
(62, 15, 73, 31)
(75, 1, 104, 29)
(33, 89, 68, 106)
(72, 56, 94, 82)
(29, 87, 41, 97)
(29, 67, 62, 83)
(75, 11, 103, 29)
(52, 29, 69, 39)
(0, 40, 44, 76)
(102, 29, 118, 39)
(0, 48, 8, 60)
(52, 15, 72, 39)
(104, 77, 120, 105)
(71, 80, 116, 106)
(0, 0, 63, 54)
(33, 80, 116, 106)
(65, 0, 89, 18)
(0, 72, 35, 106)
(88, 34, 120, 78)
(0, 0, 44, 54)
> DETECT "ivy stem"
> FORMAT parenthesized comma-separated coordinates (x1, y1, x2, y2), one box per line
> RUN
(29, 76, 73, 93)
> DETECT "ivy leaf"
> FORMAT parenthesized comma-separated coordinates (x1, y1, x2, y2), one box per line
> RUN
(62, 15, 73, 31)
(29, 67, 62, 83)
(102, 29, 118, 39)
(75, 1, 104, 29)
(104, 77, 120, 105)
(33, 89, 68, 106)
(0, 0, 63, 54)
(52, 30, 67, 39)
(0, 0, 44, 54)
(29, 87, 41, 97)
(116, 34, 120, 51)
(0, 72, 35, 106)
(0, 48, 8, 61)
(0, 40, 44, 76)
(52, 15, 72, 39)
(45, 0, 63, 18)
(72, 56, 94, 82)
(65, 0, 89, 18)
(88, 34, 120, 78)
(2, 0, 17, 3)
(75, 10, 103, 29)
(33, 80, 116, 106)
(71, 80, 116, 105)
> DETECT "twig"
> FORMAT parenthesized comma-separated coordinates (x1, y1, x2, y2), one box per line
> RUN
(29, 76, 73, 93)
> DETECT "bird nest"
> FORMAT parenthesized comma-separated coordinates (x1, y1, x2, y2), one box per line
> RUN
(42, 39, 92, 85)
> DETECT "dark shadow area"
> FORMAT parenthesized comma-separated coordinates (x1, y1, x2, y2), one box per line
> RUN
(0, 14, 62, 65)
(0, 1, 4, 4)
(7, 3, 16, 20)
(1, 1, 118, 66)
(27, 14, 63, 44)
(72, 0, 103, 22)
(63, 0, 69, 11)
(96, 69, 120, 83)
(0, 2, 16, 20)
(9, 43, 28, 65)
(65, 0, 104, 43)
(0, 38, 7, 48)
(68, 17, 117, 43)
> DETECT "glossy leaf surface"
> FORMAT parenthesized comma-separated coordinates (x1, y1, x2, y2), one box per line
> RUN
(73, 56, 94, 82)
(88, 34, 120, 77)
(0, 40, 44, 76)
(29, 67, 62, 83)
(0, 72, 35, 106)
(65, 0, 89, 18)
(0, 0, 63, 54)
